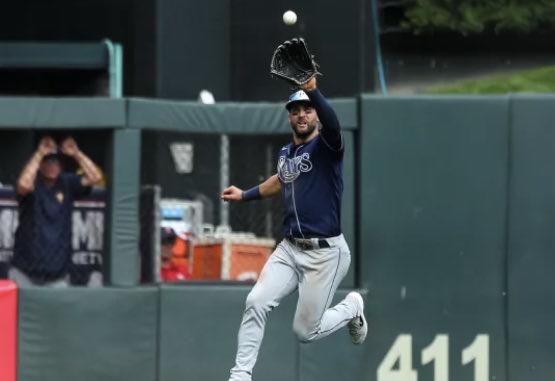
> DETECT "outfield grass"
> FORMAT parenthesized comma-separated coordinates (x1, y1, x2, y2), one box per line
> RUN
(425, 66, 555, 94)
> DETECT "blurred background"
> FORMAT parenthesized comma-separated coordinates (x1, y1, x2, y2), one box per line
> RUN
(0, 1, 554, 381)
(1, 0, 554, 99)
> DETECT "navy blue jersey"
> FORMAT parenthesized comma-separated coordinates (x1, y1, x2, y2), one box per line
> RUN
(12, 173, 91, 280)
(277, 88, 343, 238)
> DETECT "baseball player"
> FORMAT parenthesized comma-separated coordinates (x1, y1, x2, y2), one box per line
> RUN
(221, 75, 367, 381)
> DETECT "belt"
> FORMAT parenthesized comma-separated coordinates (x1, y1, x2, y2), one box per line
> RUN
(287, 237, 331, 250)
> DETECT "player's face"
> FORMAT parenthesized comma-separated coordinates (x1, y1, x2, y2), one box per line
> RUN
(288, 103, 319, 139)
(39, 159, 62, 181)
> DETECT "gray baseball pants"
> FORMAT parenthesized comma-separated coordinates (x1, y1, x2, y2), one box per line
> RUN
(229, 234, 357, 381)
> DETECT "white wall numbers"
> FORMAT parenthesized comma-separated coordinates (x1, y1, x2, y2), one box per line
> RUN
(377, 335, 417, 381)
(462, 335, 490, 381)
(378, 334, 490, 381)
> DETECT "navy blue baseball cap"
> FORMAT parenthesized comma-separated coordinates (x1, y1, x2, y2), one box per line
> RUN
(41, 150, 62, 163)
(286, 90, 313, 111)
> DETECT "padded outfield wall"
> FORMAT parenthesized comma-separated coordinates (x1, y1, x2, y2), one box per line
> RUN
(359, 94, 555, 381)
(1, 95, 554, 381)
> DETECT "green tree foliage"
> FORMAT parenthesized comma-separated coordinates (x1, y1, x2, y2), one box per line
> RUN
(402, 0, 555, 35)
(425, 66, 555, 94)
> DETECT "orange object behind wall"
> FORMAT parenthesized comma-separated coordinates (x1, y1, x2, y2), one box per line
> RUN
(0, 280, 17, 381)
(227, 244, 272, 281)
(190, 240, 223, 280)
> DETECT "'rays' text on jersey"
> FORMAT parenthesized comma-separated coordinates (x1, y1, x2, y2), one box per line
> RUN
(277, 152, 313, 183)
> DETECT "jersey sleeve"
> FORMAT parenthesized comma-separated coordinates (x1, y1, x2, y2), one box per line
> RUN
(306, 88, 343, 152)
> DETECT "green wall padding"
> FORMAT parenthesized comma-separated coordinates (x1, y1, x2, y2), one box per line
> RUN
(12, 94, 555, 381)
(18, 287, 158, 381)
(128, 97, 357, 133)
(0, 97, 126, 128)
(359, 96, 509, 381)
(158, 284, 299, 381)
(507, 95, 555, 380)
(341, 131, 356, 288)
(107, 129, 142, 286)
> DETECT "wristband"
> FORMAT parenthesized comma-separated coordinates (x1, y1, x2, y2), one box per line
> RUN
(242, 186, 261, 201)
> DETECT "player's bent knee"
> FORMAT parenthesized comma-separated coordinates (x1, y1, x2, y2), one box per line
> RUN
(293, 321, 318, 343)
(294, 328, 316, 343)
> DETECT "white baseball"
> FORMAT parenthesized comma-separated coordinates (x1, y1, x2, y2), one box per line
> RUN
(283, 10, 297, 26)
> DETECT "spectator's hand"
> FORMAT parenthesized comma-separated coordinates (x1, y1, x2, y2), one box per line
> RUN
(37, 136, 57, 156)
(221, 186, 243, 202)
(61, 137, 80, 157)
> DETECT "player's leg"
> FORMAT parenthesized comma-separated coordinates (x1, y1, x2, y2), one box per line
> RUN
(291, 235, 364, 343)
(229, 242, 299, 381)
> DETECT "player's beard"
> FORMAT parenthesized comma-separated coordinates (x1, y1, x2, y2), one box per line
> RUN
(291, 120, 318, 139)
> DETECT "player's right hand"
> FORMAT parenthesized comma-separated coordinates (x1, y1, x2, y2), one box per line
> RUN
(38, 136, 57, 156)
(221, 186, 243, 202)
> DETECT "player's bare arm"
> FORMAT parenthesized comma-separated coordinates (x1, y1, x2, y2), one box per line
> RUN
(258, 174, 281, 197)
(221, 174, 281, 202)
(16, 136, 57, 196)
(61, 137, 103, 186)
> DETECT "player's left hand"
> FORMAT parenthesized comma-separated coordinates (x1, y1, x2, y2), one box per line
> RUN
(270, 38, 321, 87)
(221, 186, 243, 202)
(301, 77, 317, 92)
(61, 137, 81, 157)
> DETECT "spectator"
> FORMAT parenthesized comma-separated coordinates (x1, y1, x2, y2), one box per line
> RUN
(10, 136, 103, 287)
(160, 227, 191, 281)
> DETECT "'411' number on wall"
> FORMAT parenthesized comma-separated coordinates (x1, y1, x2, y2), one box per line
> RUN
(377, 334, 489, 381)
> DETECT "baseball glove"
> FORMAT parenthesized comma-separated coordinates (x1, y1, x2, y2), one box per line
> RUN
(270, 38, 321, 86)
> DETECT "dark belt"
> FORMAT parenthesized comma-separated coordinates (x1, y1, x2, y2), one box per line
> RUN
(287, 237, 331, 250)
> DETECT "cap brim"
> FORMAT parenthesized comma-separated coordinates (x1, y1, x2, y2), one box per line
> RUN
(285, 100, 313, 111)
(41, 153, 62, 162)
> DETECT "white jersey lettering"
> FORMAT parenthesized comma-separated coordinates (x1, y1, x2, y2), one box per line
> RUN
(277, 152, 313, 183)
